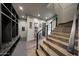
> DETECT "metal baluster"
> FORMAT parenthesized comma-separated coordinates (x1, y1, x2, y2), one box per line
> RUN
(51, 22, 52, 33)
(36, 33, 38, 49)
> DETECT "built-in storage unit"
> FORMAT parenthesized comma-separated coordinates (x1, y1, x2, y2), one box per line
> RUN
(0, 3, 2, 46)
(1, 4, 12, 43)
(0, 3, 19, 56)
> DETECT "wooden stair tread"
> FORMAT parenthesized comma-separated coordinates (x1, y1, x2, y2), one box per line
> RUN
(49, 34, 69, 40)
(36, 48, 46, 56)
(44, 40, 72, 56)
(52, 32, 70, 36)
(47, 37, 78, 55)
(40, 43, 58, 56)
(47, 36, 68, 47)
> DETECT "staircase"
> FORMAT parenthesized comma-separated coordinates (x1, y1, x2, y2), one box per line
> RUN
(36, 21, 78, 56)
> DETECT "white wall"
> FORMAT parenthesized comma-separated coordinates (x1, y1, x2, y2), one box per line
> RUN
(27, 16, 35, 41)
(18, 19, 27, 39)
(54, 3, 77, 24)
(18, 16, 56, 41)
(62, 4, 77, 23)
(27, 16, 45, 41)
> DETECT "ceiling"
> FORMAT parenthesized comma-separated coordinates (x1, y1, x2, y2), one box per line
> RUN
(12, 3, 55, 20)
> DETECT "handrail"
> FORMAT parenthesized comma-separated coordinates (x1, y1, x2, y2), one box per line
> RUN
(36, 25, 48, 49)
(36, 15, 57, 49)
(68, 13, 77, 52)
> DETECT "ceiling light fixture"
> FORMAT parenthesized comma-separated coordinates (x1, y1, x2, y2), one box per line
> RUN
(22, 16, 24, 18)
(19, 6, 23, 10)
(45, 17, 47, 19)
(38, 14, 40, 17)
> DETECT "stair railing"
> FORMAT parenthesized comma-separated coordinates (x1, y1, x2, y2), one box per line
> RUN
(68, 13, 77, 52)
(36, 15, 57, 49)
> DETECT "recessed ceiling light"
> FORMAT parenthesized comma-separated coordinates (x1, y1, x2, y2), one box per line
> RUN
(19, 6, 23, 10)
(22, 16, 24, 18)
(38, 14, 40, 17)
(45, 17, 47, 19)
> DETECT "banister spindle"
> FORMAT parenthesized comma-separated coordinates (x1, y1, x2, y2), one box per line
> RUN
(51, 22, 52, 33)
(36, 33, 38, 49)
(47, 25, 48, 37)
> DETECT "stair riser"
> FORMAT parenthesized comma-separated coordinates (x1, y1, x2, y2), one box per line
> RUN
(54, 26, 72, 33)
(54, 28, 71, 33)
(49, 35, 69, 43)
(47, 38, 68, 49)
(47, 38, 78, 55)
(53, 21, 72, 33)
(51, 33, 69, 38)
(40, 45, 50, 56)
(43, 41, 66, 56)
(72, 50, 78, 56)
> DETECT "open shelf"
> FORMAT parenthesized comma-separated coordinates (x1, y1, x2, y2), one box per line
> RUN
(0, 3, 19, 55)
(3, 3, 12, 11)
(2, 13, 12, 43)
(1, 4, 11, 18)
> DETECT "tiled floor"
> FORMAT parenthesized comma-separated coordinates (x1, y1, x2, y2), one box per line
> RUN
(12, 38, 27, 56)
(27, 46, 36, 56)
(11, 38, 37, 56)
(26, 37, 46, 56)
(11, 37, 45, 56)
(26, 40, 37, 56)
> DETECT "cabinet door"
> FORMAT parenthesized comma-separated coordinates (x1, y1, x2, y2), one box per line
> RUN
(0, 3, 2, 45)
(42, 23, 46, 36)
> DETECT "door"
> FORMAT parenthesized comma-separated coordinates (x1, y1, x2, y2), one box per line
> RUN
(42, 23, 46, 36)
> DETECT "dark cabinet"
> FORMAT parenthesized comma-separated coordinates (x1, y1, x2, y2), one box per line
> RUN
(0, 3, 19, 46)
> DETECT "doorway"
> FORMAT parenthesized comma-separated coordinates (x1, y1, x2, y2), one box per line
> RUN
(42, 23, 46, 36)
(48, 23, 52, 35)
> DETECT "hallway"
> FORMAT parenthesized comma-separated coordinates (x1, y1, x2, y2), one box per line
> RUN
(11, 38, 38, 56)
(0, 3, 79, 56)
(11, 36, 44, 56)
